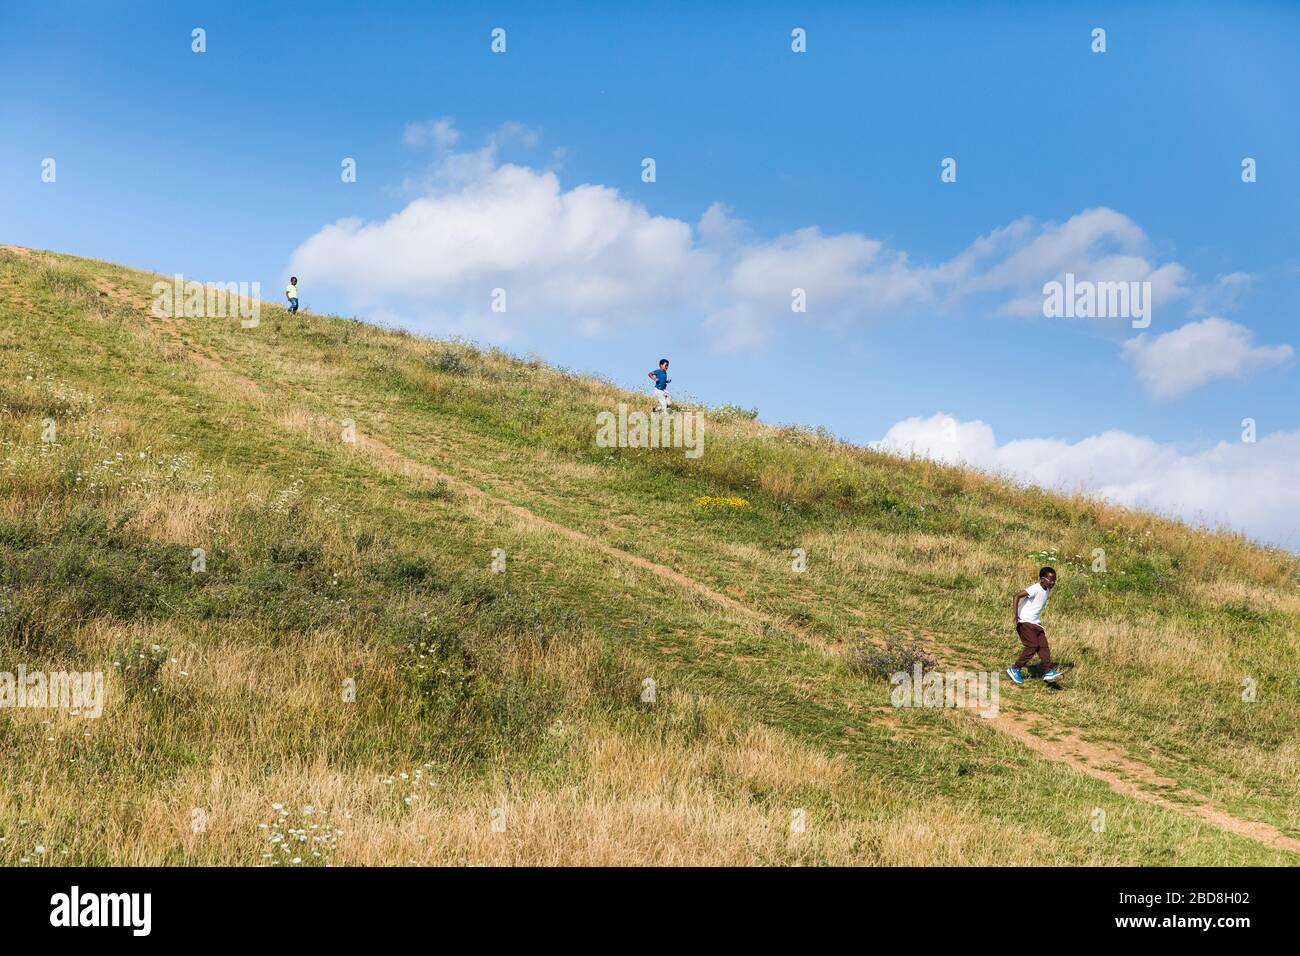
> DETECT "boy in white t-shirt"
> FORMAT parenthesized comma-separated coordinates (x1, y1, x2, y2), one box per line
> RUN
(1007, 566, 1061, 684)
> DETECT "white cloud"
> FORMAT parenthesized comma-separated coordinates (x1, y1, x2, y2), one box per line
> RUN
(289, 126, 1292, 546)
(292, 161, 711, 325)
(394, 121, 544, 196)
(871, 413, 1300, 548)
(290, 124, 1236, 351)
(939, 207, 1190, 317)
(1190, 271, 1254, 316)
(402, 117, 461, 150)
(1122, 317, 1293, 398)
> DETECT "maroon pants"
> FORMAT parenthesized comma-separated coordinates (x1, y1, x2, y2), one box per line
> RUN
(1014, 622, 1051, 670)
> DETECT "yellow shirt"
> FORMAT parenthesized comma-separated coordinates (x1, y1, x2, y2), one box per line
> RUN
(285, 284, 297, 298)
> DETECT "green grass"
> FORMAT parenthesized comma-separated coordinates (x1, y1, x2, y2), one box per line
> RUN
(0, 246, 1297, 865)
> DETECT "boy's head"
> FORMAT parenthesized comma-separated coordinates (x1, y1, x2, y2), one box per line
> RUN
(1039, 567, 1057, 589)
(290, 276, 298, 284)
(659, 359, 669, 369)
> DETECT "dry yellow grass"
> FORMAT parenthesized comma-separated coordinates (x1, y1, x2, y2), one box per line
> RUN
(4, 626, 1051, 865)
(4, 248, 1298, 868)
(123, 491, 234, 546)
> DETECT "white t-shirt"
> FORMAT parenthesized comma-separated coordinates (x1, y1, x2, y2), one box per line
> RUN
(1017, 582, 1049, 625)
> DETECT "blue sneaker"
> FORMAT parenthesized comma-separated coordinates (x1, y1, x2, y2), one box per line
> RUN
(1006, 666, 1025, 684)
(1042, 669, 1062, 682)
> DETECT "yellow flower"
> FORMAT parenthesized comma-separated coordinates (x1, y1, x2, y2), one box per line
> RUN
(694, 495, 750, 509)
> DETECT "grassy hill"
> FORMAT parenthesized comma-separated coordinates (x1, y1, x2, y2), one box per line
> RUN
(2, 244, 1298, 865)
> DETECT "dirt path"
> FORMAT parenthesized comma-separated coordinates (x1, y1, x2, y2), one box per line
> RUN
(354, 432, 1300, 854)
(990, 711, 1300, 852)
(121, 292, 1300, 857)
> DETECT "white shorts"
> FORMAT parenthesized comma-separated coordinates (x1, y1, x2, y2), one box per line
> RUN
(654, 389, 672, 410)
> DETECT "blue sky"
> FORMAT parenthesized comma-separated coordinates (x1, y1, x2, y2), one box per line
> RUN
(4, 1, 1299, 545)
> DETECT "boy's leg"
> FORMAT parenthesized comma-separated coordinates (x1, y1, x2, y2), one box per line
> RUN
(1037, 630, 1053, 671)
(1013, 623, 1042, 670)
(656, 389, 671, 413)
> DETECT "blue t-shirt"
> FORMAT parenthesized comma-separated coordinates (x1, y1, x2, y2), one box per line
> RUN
(652, 368, 668, 390)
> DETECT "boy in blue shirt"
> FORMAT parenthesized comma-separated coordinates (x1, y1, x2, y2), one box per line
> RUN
(647, 358, 672, 413)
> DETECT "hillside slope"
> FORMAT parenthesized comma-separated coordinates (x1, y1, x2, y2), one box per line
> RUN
(1, 245, 1298, 865)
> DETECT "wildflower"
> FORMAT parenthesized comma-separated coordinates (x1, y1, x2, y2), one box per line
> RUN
(694, 495, 750, 509)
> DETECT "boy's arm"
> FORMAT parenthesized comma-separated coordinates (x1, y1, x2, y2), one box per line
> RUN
(1011, 590, 1029, 627)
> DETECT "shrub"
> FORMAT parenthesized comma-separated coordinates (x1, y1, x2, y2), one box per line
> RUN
(397, 630, 477, 723)
(265, 541, 323, 571)
(846, 628, 937, 679)
(427, 350, 467, 375)
(111, 638, 169, 694)
(715, 403, 759, 421)
(371, 554, 446, 591)
(416, 479, 456, 501)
